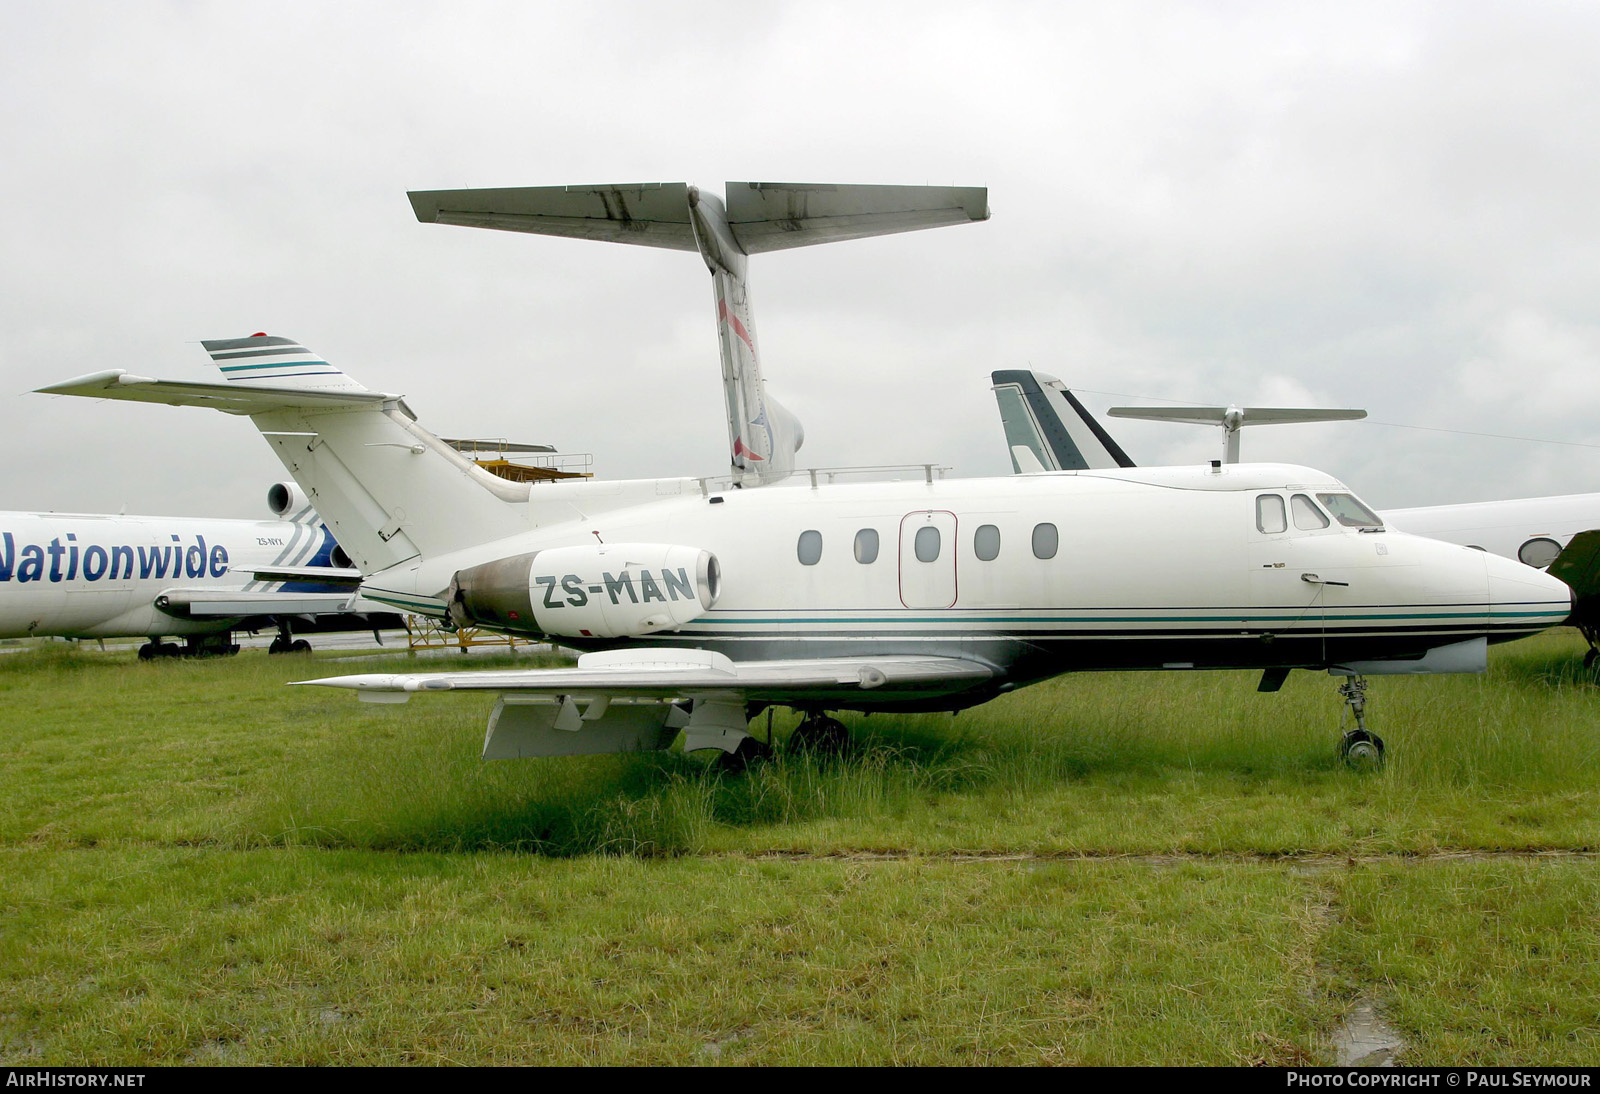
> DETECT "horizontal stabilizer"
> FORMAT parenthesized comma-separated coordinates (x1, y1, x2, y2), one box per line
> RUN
(724, 182, 990, 254)
(409, 181, 989, 256)
(37, 371, 403, 416)
(1108, 404, 1366, 464)
(1108, 406, 1367, 426)
(410, 183, 698, 250)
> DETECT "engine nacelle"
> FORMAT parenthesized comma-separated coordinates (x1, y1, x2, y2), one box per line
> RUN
(448, 543, 721, 638)
(267, 482, 313, 521)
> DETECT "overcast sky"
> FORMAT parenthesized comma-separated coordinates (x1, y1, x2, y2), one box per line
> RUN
(4, 0, 1600, 520)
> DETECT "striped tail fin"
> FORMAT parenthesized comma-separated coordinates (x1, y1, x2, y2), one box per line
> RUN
(201, 334, 371, 393)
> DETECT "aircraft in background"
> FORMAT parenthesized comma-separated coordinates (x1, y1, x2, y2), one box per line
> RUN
(38, 182, 1582, 770)
(990, 368, 1600, 660)
(989, 368, 1600, 566)
(0, 479, 392, 658)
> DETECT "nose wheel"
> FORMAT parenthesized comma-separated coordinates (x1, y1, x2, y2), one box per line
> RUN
(1336, 676, 1385, 770)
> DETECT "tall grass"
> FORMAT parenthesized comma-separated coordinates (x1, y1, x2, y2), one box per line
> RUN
(2, 631, 1597, 858)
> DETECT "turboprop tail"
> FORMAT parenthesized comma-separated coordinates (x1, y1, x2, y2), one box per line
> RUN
(409, 181, 989, 486)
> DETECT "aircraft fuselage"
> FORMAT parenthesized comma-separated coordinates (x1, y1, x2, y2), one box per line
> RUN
(0, 511, 341, 640)
(358, 463, 1571, 710)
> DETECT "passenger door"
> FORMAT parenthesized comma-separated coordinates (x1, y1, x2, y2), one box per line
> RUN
(899, 511, 958, 609)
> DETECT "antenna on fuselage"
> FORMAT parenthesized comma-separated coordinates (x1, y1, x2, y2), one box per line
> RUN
(1105, 405, 1367, 464)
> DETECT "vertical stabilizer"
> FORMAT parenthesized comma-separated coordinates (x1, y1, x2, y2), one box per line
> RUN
(40, 339, 535, 577)
(200, 335, 373, 393)
(409, 181, 988, 486)
(990, 370, 1136, 471)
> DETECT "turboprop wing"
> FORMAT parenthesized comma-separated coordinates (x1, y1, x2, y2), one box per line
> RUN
(410, 182, 988, 486)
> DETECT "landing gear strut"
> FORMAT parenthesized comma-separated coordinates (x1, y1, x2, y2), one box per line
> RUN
(1336, 675, 1385, 770)
(788, 713, 851, 757)
(268, 619, 311, 655)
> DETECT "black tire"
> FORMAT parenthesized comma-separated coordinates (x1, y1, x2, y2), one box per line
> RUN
(268, 638, 288, 655)
(789, 716, 851, 757)
(137, 642, 156, 661)
(1584, 647, 1598, 670)
(291, 639, 312, 654)
(718, 736, 773, 772)
(1340, 728, 1386, 771)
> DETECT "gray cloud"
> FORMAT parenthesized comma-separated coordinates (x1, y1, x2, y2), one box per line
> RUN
(4, 0, 1599, 521)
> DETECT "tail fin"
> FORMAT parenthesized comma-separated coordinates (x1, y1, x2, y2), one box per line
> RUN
(410, 181, 988, 486)
(39, 338, 533, 576)
(990, 370, 1136, 472)
(200, 334, 372, 393)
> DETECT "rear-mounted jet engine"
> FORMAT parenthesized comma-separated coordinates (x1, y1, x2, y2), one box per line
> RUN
(448, 543, 720, 638)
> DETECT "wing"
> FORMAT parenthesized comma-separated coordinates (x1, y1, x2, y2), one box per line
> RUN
(296, 647, 997, 760)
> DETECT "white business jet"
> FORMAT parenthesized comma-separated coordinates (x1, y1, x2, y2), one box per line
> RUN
(0, 476, 381, 658)
(38, 183, 1577, 769)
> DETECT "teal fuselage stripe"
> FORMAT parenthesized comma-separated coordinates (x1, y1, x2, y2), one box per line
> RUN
(688, 609, 1567, 626)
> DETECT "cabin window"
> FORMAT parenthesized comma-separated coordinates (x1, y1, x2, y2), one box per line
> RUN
(797, 530, 823, 566)
(914, 525, 942, 563)
(854, 528, 879, 564)
(1256, 495, 1287, 534)
(974, 524, 1001, 561)
(1291, 494, 1330, 530)
(1518, 537, 1561, 569)
(1031, 522, 1058, 560)
(1316, 493, 1383, 529)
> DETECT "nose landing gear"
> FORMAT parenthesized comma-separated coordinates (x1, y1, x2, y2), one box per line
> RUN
(1336, 675, 1385, 770)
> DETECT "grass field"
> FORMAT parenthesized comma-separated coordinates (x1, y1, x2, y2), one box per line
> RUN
(2, 632, 1598, 1064)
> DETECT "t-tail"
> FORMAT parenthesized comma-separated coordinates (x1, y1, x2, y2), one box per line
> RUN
(37, 337, 534, 580)
(408, 182, 989, 486)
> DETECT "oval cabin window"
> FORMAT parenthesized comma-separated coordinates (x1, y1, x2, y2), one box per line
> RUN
(797, 530, 823, 566)
(1032, 523, 1058, 560)
(974, 524, 1001, 561)
(854, 528, 879, 564)
(914, 525, 941, 563)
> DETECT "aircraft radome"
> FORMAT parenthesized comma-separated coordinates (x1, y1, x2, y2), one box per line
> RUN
(991, 369, 1600, 667)
(38, 182, 1586, 771)
(0, 476, 391, 658)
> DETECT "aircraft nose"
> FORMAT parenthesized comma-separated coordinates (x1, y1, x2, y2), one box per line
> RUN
(1484, 549, 1575, 624)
